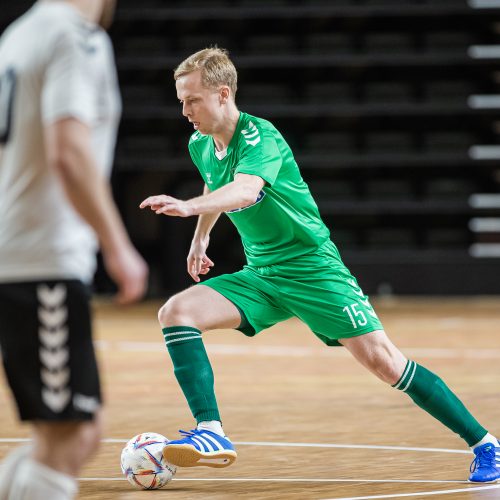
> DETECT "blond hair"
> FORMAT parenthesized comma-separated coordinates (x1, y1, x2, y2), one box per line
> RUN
(174, 47, 238, 97)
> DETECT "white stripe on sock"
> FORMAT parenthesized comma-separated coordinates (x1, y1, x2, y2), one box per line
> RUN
(401, 361, 417, 393)
(393, 360, 413, 390)
(165, 335, 203, 346)
(164, 331, 201, 337)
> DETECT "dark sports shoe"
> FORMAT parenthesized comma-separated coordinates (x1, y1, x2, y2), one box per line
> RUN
(163, 429, 237, 468)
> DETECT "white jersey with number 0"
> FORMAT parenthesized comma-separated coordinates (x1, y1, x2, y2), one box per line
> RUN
(0, 1, 121, 283)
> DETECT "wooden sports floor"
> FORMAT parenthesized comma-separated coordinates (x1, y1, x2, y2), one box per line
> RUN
(1, 298, 500, 499)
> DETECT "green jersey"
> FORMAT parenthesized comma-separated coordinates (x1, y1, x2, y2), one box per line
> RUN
(188, 112, 330, 266)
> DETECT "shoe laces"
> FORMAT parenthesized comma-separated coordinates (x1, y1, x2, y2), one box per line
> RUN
(178, 429, 199, 438)
(470, 444, 496, 473)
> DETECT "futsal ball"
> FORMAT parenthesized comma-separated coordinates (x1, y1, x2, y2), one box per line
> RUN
(121, 432, 177, 489)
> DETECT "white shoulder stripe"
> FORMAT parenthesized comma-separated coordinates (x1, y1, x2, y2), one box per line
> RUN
(243, 130, 259, 139)
(245, 137, 261, 146)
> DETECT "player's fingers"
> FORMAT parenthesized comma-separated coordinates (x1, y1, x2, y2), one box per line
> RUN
(140, 196, 168, 209)
(194, 256, 203, 275)
(188, 268, 200, 282)
(202, 256, 215, 267)
(139, 196, 157, 208)
(156, 210, 174, 216)
(187, 257, 199, 282)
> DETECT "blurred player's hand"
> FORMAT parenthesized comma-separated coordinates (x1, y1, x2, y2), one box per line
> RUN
(187, 238, 214, 282)
(139, 194, 193, 217)
(103, 244, 149, 304)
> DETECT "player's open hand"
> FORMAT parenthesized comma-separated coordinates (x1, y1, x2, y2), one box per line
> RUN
(103, 244, 149, 305)
(187, 238, 214, 282)
(139, 194, 193, 217)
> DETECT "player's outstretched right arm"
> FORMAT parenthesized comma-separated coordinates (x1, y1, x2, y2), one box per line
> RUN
(45, 117, 148, 304)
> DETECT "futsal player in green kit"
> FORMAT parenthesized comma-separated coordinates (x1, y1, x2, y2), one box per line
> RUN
(140, 47, 500, 482)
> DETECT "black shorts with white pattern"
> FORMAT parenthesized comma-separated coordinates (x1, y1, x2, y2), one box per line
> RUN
(0, 279, 101, 421)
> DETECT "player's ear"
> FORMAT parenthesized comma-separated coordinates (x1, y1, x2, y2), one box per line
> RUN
(219, 86, 230, 104)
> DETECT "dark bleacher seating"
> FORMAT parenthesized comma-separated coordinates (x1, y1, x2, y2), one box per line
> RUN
(364, 132, 414, 153)
(363, 82, 414, 104)
(305, 83, 354, 104)
(3, 0, 494, 294)
(305, 33, 354, 54)
(363, 33, 414, 54)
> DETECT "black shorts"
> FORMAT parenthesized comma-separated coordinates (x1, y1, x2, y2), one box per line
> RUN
(0, 279, 101, 421)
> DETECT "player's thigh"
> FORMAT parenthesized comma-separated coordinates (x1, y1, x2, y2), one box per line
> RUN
(200, 269, 292, 336)
(159, 283, 242, 331)
(279, 263, 383, 346)
(0, 279, 101, 421)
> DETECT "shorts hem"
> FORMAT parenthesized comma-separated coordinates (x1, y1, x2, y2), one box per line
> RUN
(319, 325, 385, 347)
(197, 282, 258, 337)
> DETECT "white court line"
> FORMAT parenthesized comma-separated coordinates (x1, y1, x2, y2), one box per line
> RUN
(0, 438, 470, 455)
(322, 483, 500, 500)
(95, 341, 500, 360)
(77, 477, 469, 484)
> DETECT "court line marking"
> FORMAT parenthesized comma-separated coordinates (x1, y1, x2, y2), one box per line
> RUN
(1, 438, 486, 497)
(321, 483, 500, 499)
(0, 438, 470, 455)
(78, 477, 469, 484)
(93, 341, 500, 360)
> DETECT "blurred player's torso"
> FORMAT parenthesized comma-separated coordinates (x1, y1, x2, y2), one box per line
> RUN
(0, 2, 121, 283)
(188, 112, 330, 266)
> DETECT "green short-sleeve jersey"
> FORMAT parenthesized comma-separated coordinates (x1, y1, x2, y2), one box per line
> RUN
(188, 112, 330, 266)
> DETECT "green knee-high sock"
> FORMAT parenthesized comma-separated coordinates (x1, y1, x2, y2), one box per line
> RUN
(162, 326, 220, 423)
(393, 360, 487, 446)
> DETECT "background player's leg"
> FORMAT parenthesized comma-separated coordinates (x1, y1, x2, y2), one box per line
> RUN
(33, 412, 103, 476)
(340, 330, 499, 482)
(1, 415, 102, 500)
(158, 285, 240, 467)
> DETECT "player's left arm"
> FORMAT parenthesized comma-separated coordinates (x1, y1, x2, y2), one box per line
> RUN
(139, 173, 265, 217)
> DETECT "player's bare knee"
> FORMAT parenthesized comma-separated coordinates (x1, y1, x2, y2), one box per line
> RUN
(158, 296, 196, 328)
(371, 355, 405, 385)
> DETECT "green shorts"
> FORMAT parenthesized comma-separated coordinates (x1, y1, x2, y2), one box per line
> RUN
(201, 240, 383, 346)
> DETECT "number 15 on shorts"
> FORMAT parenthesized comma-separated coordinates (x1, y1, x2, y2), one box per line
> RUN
(343, 303, 369, 328)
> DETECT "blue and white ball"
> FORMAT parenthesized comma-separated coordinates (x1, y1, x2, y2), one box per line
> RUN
(121, 432, 176, 489)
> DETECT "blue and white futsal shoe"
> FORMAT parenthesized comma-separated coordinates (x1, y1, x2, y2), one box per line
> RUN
(162, 429, 237, 468)
(469, 441, 500, 483)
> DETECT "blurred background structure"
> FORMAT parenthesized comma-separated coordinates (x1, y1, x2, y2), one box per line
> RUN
(2, 0, 500, 296)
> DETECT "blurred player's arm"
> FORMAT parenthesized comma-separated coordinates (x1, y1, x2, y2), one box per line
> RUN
(139, 173, 265, 217)
(45, 117, 148, 303)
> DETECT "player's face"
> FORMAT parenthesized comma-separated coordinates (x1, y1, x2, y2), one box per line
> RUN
(99, 0, 117, 30)
(176, 70, 225, 136)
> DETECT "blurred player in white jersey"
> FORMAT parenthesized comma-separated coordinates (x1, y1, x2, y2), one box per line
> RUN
(0, 1, 148, 498)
